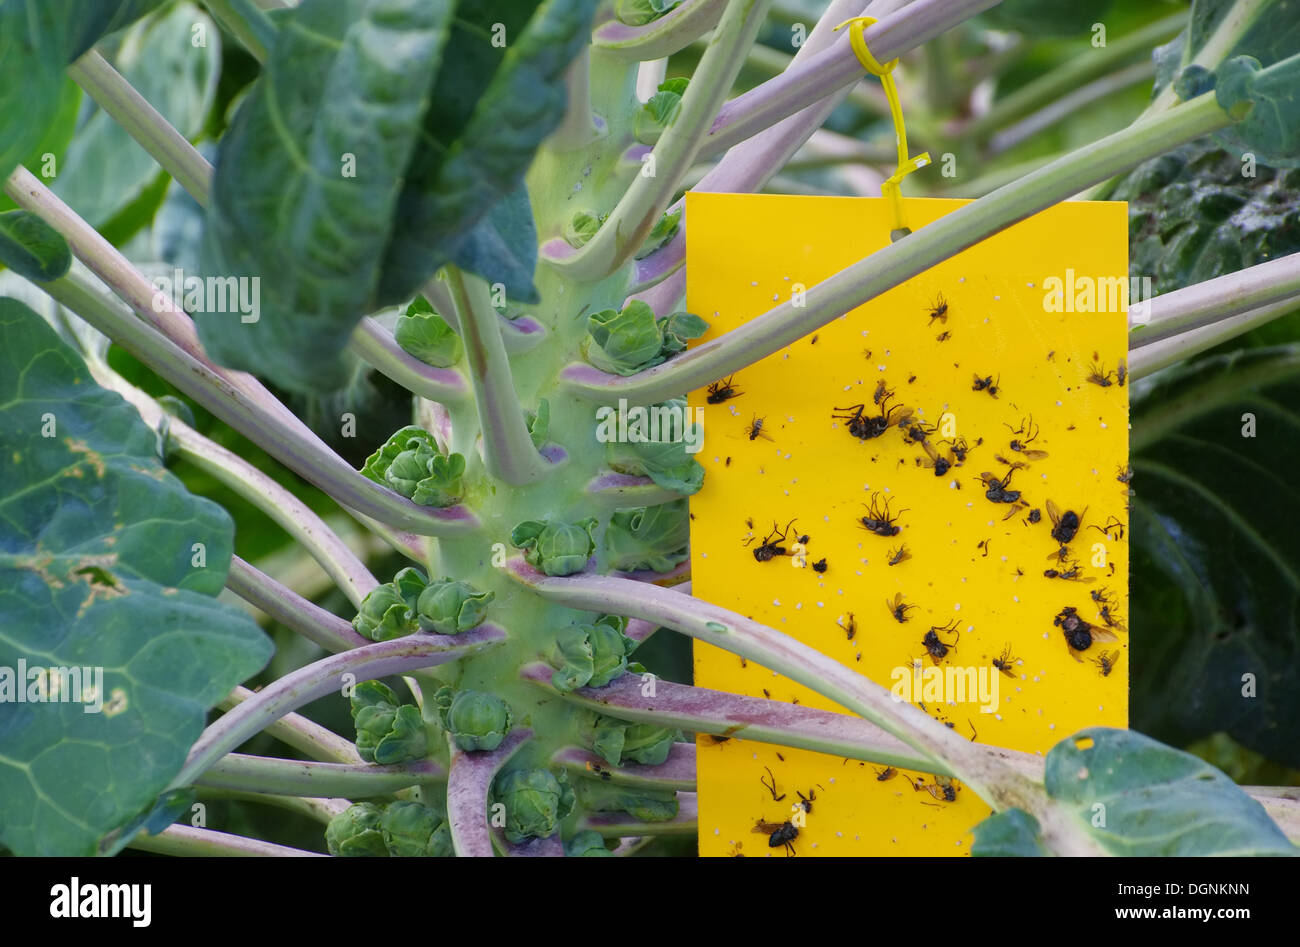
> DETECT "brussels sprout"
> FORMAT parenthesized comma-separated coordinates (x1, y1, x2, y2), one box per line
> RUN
(636, 210, 683, 260)
(582, 301, 665, 376)
(634, 79, 688, 144)
(605, 399, 705, 495)
(615, 0, 684, 26)
(394, 298, 463, 368)
(574, 778, 680, 822)
(525, 399, 550, 448)
(563, 210, 606, 249)
(551, 625, 595, 693)
(656, 308, 707, 354)
(494, 768, 575, 844)
(381, 800, 454, 857)
(325, 803, 389, 857)
(351, 567, 427, 641)
(351, 680, 428, 764)
(511, 517, 598, 576)
(415, 577, 494, 634)
(440, 690, 513, 751)
(360, 426, 465, 507)
(565, 830, 615, 857)
(549, 615, 633, 692)
(580, 711, 681, 766)
(604, 500, 691, 573)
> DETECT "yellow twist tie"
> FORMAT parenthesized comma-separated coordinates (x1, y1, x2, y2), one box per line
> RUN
(834, 16, 931, 235)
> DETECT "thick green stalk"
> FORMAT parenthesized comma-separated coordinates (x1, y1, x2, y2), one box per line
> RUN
(226, 556, 371, 653)
(196, 753, 446, 798)
(220, 687, 361, 764)
(350, 318, 470, 404)
(1130, 299, 1300, 382)
(592, 0, 727, 60)
(578, 795, 698, 837)
(129, 825, 326, 857)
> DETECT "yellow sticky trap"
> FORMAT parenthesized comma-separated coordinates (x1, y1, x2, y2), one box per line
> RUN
(686, 194, 1129, 857)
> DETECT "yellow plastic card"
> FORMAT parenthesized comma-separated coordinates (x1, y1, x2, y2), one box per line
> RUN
(686, 193, 1130, 857)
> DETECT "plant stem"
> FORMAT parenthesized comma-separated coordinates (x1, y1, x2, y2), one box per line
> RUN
(350, 318, 470, 404)
(66, 51, 214, 206)
(183, 629, 504, 788)
(446, 729, 532, 857)
(27, 256, 476, 536)
(563, 93, 1232, 405)
(195, 786, 349, 823)
(578, 794, 698, 836)
(552, 744, 697, 791)
(702, 0, 1001, 159)
(444, 266, 553, 484)
(1130, 298, 1300, 382)
(200, 0, 276, 62)
(1131, 252, 1300, 347)
(227, 556, 371, 652)
(551, 46, 604, 151)
(221, 686, 363, 763)
(593, 0, 727, 60)
(542, 0, 773, 282)
(960, 11, 1188, 141)
(521, 663, 1041, 780)
(128, 825, 326, 857)
(196, 753, 446, 798)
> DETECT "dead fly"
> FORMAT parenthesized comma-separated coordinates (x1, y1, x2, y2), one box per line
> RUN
(874, 766, 898, 781)
(1091, 586, 1115, 606)
(760, 766, 786, 802)
(948, 436, 979, 465)
(811, 558, 828, 573)
(980, 471, 1028, 517)
(1025, 508, 1042, 524)
(900, 413, 938, 446)
(1046, 499, 1085, 545)
(920, 440, 955, 477)
(886, 592, 917, 624)
(1116, 465, 1133, 484)
(725, 457, 732, 467)
(1043, 564, 1095, 583)
(753, 819, 799, 857)
(1116, 359, 1127, 386)
(810, 334, 818, 345)
(992, 644, 1017, 677)
(926, 292, 949, 325)
(1004, 415, 1050, 462)
(706, 374, 743, 404)
(1088, 515, 1125, 541)
(704, 734, 731, 744)
(972, 373, 1001, 397)
(838, 612, 857, 641)
(746, 415, 773, 441)
(794, 787, 819, 814)
(1047, 544, 1072, 565)
(993, 452, 1029, 471)
(1093, 649, 1121, 677)
(1054, 605, 1118, 660)
(1097, 603, 1127, 633)
(860, 492, 907, 537)
(752, 519, 797, 562)
(887, 544, 912, 566)
(936, 330, 951, 342)
(873, 378, 895, 405)
(1086, 359, 1117, 387)
(921, 620, 960, 664)
(905, 774, 959, 803)
(833, 396, 909, 442)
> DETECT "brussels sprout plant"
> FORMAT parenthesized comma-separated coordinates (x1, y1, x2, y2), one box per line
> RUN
(1, 0, 1299, 862)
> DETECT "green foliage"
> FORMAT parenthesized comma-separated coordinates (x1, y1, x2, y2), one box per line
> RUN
(579, 711, 681, 767)
(603, 398, 705, 495)
(351, 567, 427, 641)
(970, 809, 1048, 857)
(350, 680, 428, 764)
(582, 299, 706, 375)
(551, 614, 636, 692)
(981, 0, 1112, 37)
(325, 802, 389, 856)
(564, 210, 606, 249)
(436, 688, 514, 751)
(360, 426, 466, 507)
(1131, 348, 1300, 766)
(394, 296, 464, 368)
(573, 778, 679, 822)
(416, 577, 494, 634)
(635, 78, 689, 144)
(614, 0, 684, 26)
(494, 768, 575, 843)
(511, 517, 598, 576)
(565, 829, 615, 856)
(0, 300, 271, 856)
(381, 800, 454, 856)
(604, 500, 690, 573)
(526, 399, 551, 449)
(0, 210, 71, 282)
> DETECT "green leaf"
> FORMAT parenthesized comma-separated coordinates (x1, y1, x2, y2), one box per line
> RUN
(604, 500, 690, 573)
(52, 3, 221, 229)
(981, 0, 1112, 36)
(614, 0, 684, 26)
(0, 299, 272, 856)
(198, 0, 458, 391)
(445, 182, 540, 304)
(0, 210, 72, 282)
(1213, 53, 1300, 165)
(970, 809, 1048, 856)
(394, 310, 463, 368)
(1131, 348, 1300, 767)
(573, 778, 679, 821)
(0, 78, 80, 215)
(1041, 728, 1295, 855)
(0, 0, 163, 183)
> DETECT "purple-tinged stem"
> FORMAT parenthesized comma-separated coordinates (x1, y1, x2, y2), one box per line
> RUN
(227, 556, 371, 652)
(197, 753, 446, 798)
(445, 266, 553, 485)
(175, 628, 506, 789)
(503, 835, 566, 857)
(350, 317, 469, 404)
(578, 793, 698, 837)
(586, 471, 684, 508)
(447, 729, 532, 857)
(499, 314, 548, 354)
(220, 686, 362, 764)
(128, 825, 327, 857)
(553, 744, 697, 791)
(593, 0, 727, 60)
